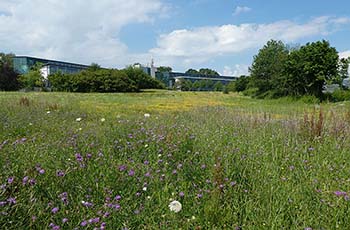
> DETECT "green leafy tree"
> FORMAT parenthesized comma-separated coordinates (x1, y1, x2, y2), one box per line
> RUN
(213, 81, 224, 91)
(234, 75, 250, 92)
(284, 40, 339, 98)
(157, 66, 172, 73)
(19, 63, 44, 89)
(0, 53, 20, 91)
(185, 69, 199, 75)
(337, 57, 349, 88)
(198, 68, 219, 76)
(249, 40, 288, 96)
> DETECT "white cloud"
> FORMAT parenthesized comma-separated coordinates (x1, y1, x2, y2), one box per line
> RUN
(150, 16, 350, 67)
(233, 6, 251, 16)
(222, 64, 249, 76)
(339, 50, 350, 59)
(0, 0, 165, 67)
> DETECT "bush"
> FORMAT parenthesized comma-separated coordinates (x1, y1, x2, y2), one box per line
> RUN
(327, 89, 350, 102)
(299, 95, 320, 104)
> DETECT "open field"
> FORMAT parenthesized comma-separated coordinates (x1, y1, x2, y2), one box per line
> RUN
(1, 91, 350, 229)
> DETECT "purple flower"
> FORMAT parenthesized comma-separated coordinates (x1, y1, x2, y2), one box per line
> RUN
(144, 172, 151, 177)
(23, 176, 29, 185)
(86, 153, 92, 159)
(7, 197, 16, 205)
(0, 201, 7, 207)
(38, 169, 45, 174)
(119, 165, 127, 171)
(334, 191, 347, 197)
(51, 207, 59, 214)
(81, 220, 87, 226)
(7, 177, 14, 184)
(82, 201, 93, 207)
(144, 160, 149, 165)
(75, 153, 83, 162)
(172, 170, 177, 175)
(115, 195, 121, 201)
(201, 164, 206, 169)
(128, 169, 135, 176)
(29, 178, 36, 185)
(197, 194, 203, 199)
(56, 170, 65, 177)
(230, 181, 237, 187)
(179, 192, 184, 197)
(62, 218, 68, 224)
(88, 217, 100, 224)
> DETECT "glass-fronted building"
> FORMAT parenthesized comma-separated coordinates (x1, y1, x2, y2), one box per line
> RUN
(12, 56, 89, 76)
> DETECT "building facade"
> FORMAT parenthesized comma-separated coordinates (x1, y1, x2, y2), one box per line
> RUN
(12, 56, 89, 78)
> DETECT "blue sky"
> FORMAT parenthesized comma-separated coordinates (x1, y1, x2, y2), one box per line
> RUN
(0, 0, 349, 75)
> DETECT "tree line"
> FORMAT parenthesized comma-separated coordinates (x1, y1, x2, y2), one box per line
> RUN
(239, 40, 350, 100)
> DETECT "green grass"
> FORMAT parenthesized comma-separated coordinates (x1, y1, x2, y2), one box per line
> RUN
(0, 90, 350, 229)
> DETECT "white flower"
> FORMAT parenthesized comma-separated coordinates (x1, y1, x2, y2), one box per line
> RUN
(144, 113, 150, 118)
(142, 187, 147, 191)
(169, 200, 182, 213)
(100, 118, 106, 122)
(76, 117, 82, 122)
(46, 111, 51, 114)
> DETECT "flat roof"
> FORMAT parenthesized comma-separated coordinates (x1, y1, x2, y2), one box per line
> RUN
(13, 56, 90, 68)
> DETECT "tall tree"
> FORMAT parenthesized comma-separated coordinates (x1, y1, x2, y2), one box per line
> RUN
(157, 66, 172, 73)
(198, 68, 219, 76)
(0, 53, 20, 91)
(185, 69, 199, 75)
(249, 40, 289, 96)
(284, 40, 339, 97)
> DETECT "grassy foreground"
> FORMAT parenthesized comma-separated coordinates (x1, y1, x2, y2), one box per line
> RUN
(0, 91, 350, 229)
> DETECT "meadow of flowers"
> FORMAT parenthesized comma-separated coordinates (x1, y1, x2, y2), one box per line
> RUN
(0, 91, 350, 229)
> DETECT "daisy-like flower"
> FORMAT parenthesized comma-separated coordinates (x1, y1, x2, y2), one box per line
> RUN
(76, 117, 82, 122)
(100, 118, 106, 122)
(144, 113, 150, 118)
(169, 200, 182, 213)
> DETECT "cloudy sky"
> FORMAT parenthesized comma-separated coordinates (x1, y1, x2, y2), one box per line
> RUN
(1, 0, 350, 75)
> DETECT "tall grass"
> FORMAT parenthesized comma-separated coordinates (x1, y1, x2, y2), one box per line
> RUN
(0, 91, 349, 229)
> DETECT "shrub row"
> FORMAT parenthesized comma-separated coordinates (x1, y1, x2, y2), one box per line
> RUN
(48, 67, 164, 93)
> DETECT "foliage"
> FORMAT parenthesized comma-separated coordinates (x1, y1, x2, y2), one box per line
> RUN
(185, 68, 199, 75)
(233, 75, 250, 92)
(248, 40, 342, 99)
(185, 68, 219, 76)
(213, 81, 224, 91)
(249, 40, 289, 96)
(0, 53, 20, 91)
(326, 89, 350, 102)
(122, 67, 165, 90)
(1, 91, 350, 229)
(19, 63, 44, 89)
(49, 67, 165, 93)
(157, 66, 172, 73)
(284, 40, 339, 98)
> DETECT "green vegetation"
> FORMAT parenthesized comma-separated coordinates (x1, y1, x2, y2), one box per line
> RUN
(248, 40, 349, 99)
(0, 53, 20, 91)
(48, 66, 164, 93)
(1, 91, 350, 229)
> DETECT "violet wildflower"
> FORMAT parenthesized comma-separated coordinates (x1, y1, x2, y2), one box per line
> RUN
(81, 220, 88, 226)
(334, 191, 347, 197)
(115, 195, 121, 201)
(56, 170, 65, 177)
(38, 169, 45, 174)
(62, 218, 68, 224)
(0, 201, 7, 207)
(7, 177, 14, 184)
(23, 176, 29, 185)
(7, 197, 16, 205)
(128, 169, 135, 176)
(197, 194, 203, 199)
(51, 207, 59, 214)
(179, 192, 184, 197)
(75, 153, 83, 162)
(118, 165, 127, 171)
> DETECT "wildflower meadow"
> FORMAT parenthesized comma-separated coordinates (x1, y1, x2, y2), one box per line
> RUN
(1, 91, 350, 229)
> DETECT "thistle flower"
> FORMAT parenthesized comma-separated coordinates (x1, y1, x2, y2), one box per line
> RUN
(169, 200, 182, 213)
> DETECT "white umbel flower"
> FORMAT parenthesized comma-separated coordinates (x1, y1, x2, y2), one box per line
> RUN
(169, 200, 182, 213)
(76, 117, 82, 122)
(144, 113, 150, 118)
